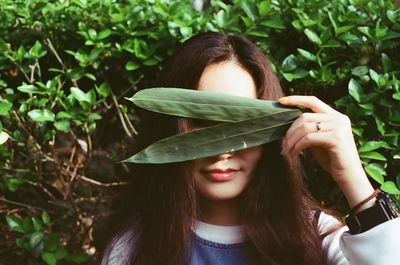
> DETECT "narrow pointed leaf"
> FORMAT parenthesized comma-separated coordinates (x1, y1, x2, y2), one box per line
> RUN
(123, 111, 300, 164)
(126, 88, 301, 122)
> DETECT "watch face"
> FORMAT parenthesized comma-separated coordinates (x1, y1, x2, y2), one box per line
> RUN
(380, 192, 400, 219)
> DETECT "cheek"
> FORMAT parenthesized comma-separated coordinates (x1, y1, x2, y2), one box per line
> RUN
(241, 146, 263, 168)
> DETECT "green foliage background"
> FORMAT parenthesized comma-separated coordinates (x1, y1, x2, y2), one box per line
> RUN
(0, 0, 399, 264)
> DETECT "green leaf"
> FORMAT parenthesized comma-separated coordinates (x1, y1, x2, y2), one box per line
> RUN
(41, 211, 51, 226)
(32, 217, 42, 231)
(386, 10, 397, 23)
(351, 66, 368, 77)
(125, 61, 139, 71)
(359, 141, 387, 152)
(28, 109, 55, 122)
(68, 252, 90, 263)
(54, 120, 71, 133)
(304, 28, 321, 45)
(240, 0, 256, 21)
(359, 151, 387, 161)
(29, 41, 47, 59)
(95, 83, 110, 97)
(97, 29, 112, 39)
(42, 252, 57, 265)
(88, 29, 97, 40)
(127, 88, 302, 122)
(71, 87, 90, 103)
(30, 231, 44, 249)
(0, 131, 8, 145)
(123, 111, 298, 164)
(381, 181, 400, 195)
(381, 53, 391, 73)
(281, 54, 298, 72)
(348, 79, 363, 102)
(260, 19, 285, 29)
(369, 69, 380, 86)
(6, 214, 24, 233)
(258, 1, 271, 16)
(364, 163, 385, 184)
(0, 101, 12, 116)
(17, 85, 43, 94)
(297, 48, 316, 61)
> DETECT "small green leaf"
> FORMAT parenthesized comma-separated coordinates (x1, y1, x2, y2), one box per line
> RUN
(30, 231, 44, 249)
(359, 151, 387, 161)
(17, 85, 43, 94)
(54, 120, 71, 133)
(69, 252, 90, 263)
(6, 214, 24, 233)
(351, 66, 368, 77)
(0, 131, 10, 145)
(97, 29, 112, 39)
(41, 211, 51, 225)
(88, 113, 102, 121)
(29, 41, 47, 59)
(0, 101, 12, 116)
(88, 29, 97, 40)
(364, 163, 385, 184)
(32, 217, 42, 231)
(28, 109, 55, 122)
(125, 61, 139, 71)
(381, 181, 400, 195)
(71, 87, 90, 103)
(369, 69, 380, 86)
(357, 26, 371, 38)
(387, 10, 397, 23)
(281, 54, 298, 72)
(381, 53, 391, 73)
(359, 141, 387, 152)
(297, 48, 316, 61)
(95, 83, 110, 97)
(304, 28, 321, 45)
(348, 79, 363, 102)
(260, 19, 285, 29)
(42, 252, 57, 265)
(258, 1, 271, 16)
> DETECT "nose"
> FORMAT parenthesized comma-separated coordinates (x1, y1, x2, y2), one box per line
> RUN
(214, 151, 234, 161)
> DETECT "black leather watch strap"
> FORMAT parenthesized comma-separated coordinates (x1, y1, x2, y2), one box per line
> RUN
(345, 191, 400, 234)
(345, 203, 389, 234)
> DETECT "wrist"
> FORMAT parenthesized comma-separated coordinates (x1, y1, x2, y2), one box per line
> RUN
(336, 171, 375, 211)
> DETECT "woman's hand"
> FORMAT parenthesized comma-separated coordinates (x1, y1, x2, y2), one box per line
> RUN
(279, 95, 375, 211)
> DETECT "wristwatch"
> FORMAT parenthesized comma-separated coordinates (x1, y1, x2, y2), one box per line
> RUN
(345, 191, 400, 234)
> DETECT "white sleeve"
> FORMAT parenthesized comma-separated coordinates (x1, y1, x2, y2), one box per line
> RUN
(319, 212, 350, 265)
(339, 218, 400, 265)
(319, 212, 400, 265)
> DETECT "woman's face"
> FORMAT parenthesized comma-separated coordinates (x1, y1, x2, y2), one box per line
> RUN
(192, 61, 263, 201)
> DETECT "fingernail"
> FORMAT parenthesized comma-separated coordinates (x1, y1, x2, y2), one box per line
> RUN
(278, 97, 288, 103)
(280, 146, 286, 156)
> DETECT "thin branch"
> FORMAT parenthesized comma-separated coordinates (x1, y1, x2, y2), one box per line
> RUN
(78, 175, 129, 187)
(0, 196, 45, 211)
(44, 38, 65, 68)
(110, 89, 135, 137)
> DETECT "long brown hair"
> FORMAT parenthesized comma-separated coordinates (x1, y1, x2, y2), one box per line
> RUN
(103, 32, 326, 265)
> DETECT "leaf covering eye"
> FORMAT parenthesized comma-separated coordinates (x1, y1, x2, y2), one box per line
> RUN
(123, 88, 305, 164)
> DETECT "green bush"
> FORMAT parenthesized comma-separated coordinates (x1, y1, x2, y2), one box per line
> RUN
(0, 0, 399, 264)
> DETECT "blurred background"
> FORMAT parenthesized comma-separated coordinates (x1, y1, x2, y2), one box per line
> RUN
(1, 0, 399, 264)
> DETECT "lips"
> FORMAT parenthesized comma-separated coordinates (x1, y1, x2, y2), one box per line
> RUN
(203, 168, 240, 182)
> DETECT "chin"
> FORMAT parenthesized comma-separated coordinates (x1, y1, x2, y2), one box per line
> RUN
(197, 185, 246, 201)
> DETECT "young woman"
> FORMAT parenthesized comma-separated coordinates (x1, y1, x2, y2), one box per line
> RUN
(101, 32, 400, 265)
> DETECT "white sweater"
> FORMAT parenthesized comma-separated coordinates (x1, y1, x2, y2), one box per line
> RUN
(103, 214, 400, 265)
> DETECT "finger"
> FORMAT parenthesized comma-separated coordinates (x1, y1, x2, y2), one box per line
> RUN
(279, 95, 339, 114)
(285, 113, 332, 140)
(284, 120, 336, 154)
(288, 131, 335, 156)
